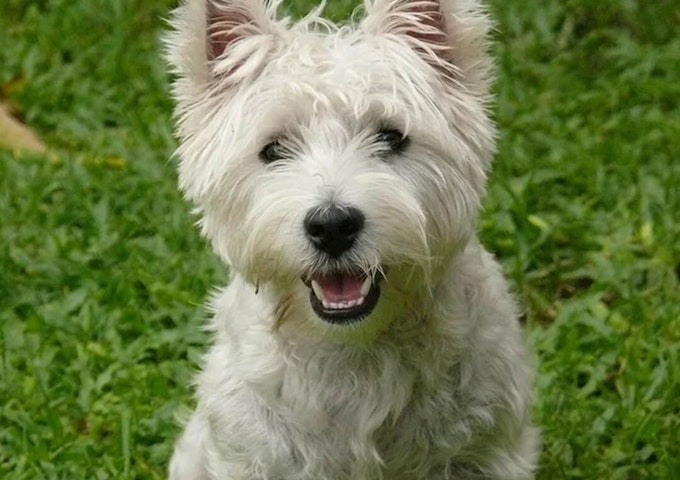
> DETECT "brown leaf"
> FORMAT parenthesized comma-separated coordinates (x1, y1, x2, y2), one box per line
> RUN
(0, 102, 47, 154)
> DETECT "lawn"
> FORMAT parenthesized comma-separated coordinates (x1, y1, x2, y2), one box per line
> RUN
(1, 0, 678, 478)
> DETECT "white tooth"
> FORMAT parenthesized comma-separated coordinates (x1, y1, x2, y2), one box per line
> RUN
(311, 280, 325, 301)
(356, 296, 365, 306)
(329, 302, 339, 309)
(322, 299, 330, 309)
(360, 277, 372, 296)
(346, 299, 357, 308)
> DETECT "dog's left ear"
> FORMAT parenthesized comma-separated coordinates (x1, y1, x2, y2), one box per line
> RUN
(361, 0, 492, 92)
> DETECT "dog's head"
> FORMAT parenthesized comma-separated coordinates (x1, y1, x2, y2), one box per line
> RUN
(166, 0, 495, 337)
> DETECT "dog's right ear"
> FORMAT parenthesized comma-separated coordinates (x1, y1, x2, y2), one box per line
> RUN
(166, 0, 280, 85)
(207, 0, 276, 63)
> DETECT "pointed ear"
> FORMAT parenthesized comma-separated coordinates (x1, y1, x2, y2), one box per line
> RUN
(361, 0, 492, 90)
(206, 0, 273, 61)
(166, 0, 281, 86)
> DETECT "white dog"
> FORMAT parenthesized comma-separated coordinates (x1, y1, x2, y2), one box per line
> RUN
(165, 0, 539, 478)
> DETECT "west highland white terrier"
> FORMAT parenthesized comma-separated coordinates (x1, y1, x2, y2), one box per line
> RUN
(165, 0, 539, 478)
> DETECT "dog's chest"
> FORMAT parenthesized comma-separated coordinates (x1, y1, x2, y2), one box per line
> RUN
(247, 351, 471, 479)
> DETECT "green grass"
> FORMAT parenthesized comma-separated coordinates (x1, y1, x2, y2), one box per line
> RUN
(1, 0, 678, 478)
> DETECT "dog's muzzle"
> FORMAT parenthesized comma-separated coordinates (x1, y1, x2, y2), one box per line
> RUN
(302, 204, 382, 324)
(303, 271, 382, 324)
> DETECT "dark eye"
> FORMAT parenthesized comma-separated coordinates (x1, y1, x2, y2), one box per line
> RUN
(375, 128, 409, 157)
(259, 140, 288, 164)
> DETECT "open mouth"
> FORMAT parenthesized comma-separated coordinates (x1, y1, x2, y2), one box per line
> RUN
(303, 270, 383, 325)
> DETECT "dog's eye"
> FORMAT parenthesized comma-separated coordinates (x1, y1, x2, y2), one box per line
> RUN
(375, 128, 409, 157)
(260, 140, 288, 164)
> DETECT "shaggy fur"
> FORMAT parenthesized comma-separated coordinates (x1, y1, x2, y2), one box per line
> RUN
(164, 0, 540, 478)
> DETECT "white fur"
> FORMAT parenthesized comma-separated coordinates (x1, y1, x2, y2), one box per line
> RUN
(165, 0, 540, 478)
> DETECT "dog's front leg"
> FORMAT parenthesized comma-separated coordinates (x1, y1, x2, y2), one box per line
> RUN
(168, 413, 210, 480)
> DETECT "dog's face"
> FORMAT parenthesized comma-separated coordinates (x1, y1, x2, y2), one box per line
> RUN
(166, 0, 495, 335)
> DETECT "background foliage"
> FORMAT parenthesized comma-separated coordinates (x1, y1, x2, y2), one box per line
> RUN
(1, 0, 678, 478)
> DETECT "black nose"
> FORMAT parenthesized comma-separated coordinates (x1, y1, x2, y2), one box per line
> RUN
(304, 205, 365, 258)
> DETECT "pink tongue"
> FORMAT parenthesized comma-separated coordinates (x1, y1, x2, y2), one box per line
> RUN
(315, 274, 364, 303)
